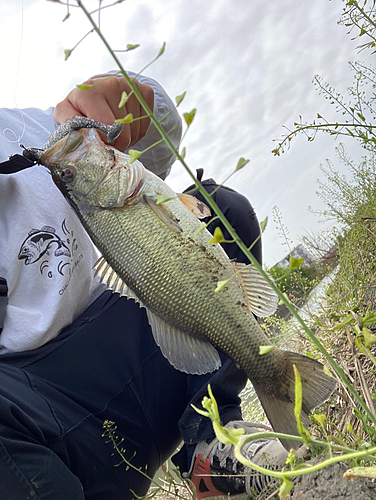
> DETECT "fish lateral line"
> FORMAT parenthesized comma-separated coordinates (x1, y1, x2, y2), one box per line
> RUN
(35, 124, 337, 449)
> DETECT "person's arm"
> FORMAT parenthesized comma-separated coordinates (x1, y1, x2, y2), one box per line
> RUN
(54, 71, 182, 179)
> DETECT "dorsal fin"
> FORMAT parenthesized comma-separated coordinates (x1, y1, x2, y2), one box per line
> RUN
(40, 225, 56, 233)
(177, 193, 211, 219)
(234, 263, 278, 317)
(93, 256, 221, 375)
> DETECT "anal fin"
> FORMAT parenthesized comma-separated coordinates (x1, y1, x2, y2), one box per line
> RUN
(93, 256, 143, 305)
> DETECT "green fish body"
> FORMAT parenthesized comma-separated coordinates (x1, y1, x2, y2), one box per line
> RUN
(40, 127, 336, 449)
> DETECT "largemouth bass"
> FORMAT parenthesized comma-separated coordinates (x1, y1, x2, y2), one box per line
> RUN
(31, 124, 336, 449)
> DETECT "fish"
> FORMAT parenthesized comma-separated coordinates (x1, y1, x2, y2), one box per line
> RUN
(18, 226, 71, 265)
(34, 125, 336, 449)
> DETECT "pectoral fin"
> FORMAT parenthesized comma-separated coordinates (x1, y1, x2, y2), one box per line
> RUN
(234, 263, 279, 317)
(144, 195, 183, 232)
(146, 308, 221, 375)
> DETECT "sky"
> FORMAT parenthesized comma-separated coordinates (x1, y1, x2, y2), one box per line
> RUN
(1, 0, 374, 265)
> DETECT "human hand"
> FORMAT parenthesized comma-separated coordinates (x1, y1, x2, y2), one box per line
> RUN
(53, 75, 154, 152)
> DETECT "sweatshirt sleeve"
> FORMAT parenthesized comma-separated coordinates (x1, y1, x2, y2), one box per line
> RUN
(94, 70, 182, 179)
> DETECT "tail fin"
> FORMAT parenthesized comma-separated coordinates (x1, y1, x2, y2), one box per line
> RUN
(253, 351, 337, 451)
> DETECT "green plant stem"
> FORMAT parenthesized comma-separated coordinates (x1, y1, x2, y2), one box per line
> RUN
(103, 422, 190, 500)
(274, 122, 376, 155)
(77, 0, 376, 427)
(235, 435, 376, 480)
(232, 430, 376, 459)
(351, 0, 376, 33)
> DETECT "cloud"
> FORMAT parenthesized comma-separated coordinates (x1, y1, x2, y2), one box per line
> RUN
(1, 0, 374, 264)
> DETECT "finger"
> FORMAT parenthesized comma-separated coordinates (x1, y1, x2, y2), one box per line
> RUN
(75, 77, 134, 150)
(138, 82, 154, 140)
(76, 90, 132, 150)
(103, 78, 153, 149)
(61, 83, 133, 150)
(53, 76, 154, 151)
(53, 98, 84, 124)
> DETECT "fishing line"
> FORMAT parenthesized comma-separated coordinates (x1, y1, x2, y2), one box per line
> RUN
(2, 0, 26, 146)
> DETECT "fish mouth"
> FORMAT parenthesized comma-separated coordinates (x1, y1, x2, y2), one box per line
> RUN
(18, 250, 34, 265)
(41, 129, 96, 166)
(40, 127, 146, 206)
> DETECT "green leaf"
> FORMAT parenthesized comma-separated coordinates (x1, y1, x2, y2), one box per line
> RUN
(259, 216, 268, 232)
(175, 92, 186, 106)
(347, 421, 355, 436)
(115, 113, 133, 124)
(362, 327, 376, 348)
(362, 310, 376, 327)
(118, 91, 129, 108)
(259, 345, 275, 355)
(156, 195, 173, 205)
(126, 43, 140, 51)
(215, 279, 230, 292)
(279, 478, 294, 499)
(209, 227, 225, 244)
(183, 109, 196, 127)
(235, 157, 249, 171)
(278, 292, 290, 306)
(330, 313, 355, 331)
(191, 403, 210, 418)
(293, 365, 311, 444)
(363, 423, 376, 435)
(64, 49, 72, 61)
(354, 408, 368, 425)
(157, 41, 166, 58)
(76, 83, 95, 91)
(289, 256, 304, 270)
(344, 467, 376, 481)
(323, 365, 333, 378)
(314, 414, 327, 426)
(180, 147, 186, 160)
(129, 150, 143, 163)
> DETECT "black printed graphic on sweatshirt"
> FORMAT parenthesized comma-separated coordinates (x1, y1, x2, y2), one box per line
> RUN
(18, 220, 81, 280)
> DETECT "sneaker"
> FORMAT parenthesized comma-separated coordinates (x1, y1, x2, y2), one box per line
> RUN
(183, 421, 289, 500)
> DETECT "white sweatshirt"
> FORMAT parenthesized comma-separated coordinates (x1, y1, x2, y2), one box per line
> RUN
(0, 73, 182, 353)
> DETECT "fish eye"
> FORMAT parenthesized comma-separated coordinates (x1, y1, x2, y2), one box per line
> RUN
(60, 166, 75, 181)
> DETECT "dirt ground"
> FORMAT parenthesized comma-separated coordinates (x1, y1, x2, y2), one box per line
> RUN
(291, 460, 376, 500)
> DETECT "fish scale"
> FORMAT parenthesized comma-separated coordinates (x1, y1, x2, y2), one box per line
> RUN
(76, 184, 274, 381)
(37, 124, 337, 450)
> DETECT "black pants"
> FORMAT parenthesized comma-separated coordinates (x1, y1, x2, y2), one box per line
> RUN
(0, 180, 261, 500)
